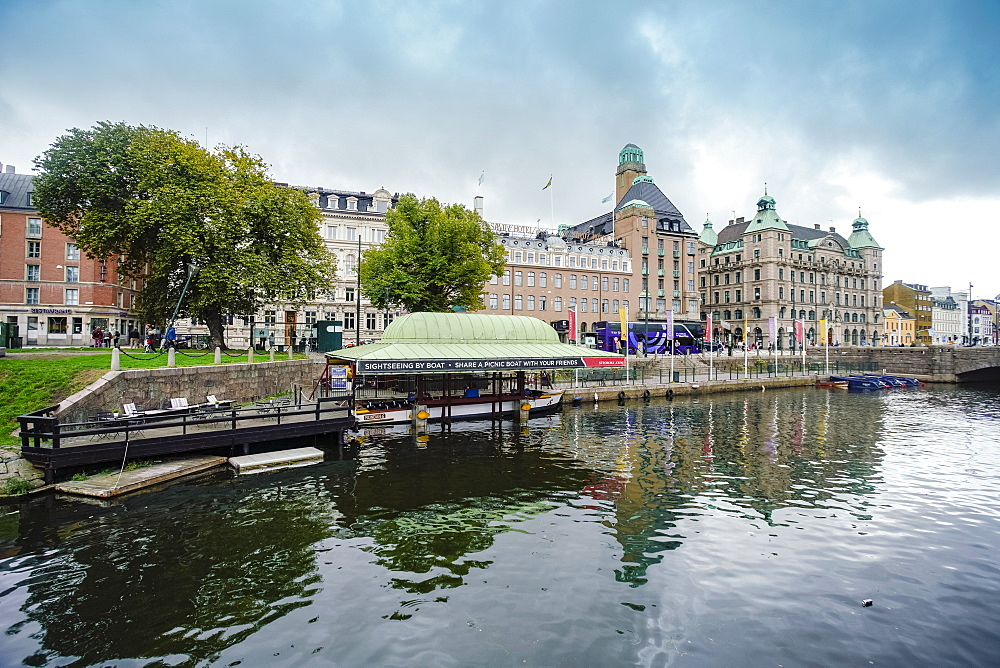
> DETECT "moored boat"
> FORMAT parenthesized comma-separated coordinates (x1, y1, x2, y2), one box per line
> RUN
(355, 390, 564, 425)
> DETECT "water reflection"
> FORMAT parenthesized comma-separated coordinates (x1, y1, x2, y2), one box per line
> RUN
(1, 385, 995, 667)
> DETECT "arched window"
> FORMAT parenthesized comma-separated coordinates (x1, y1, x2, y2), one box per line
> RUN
(860, 330, 867, 345)
(752, 307, 761, 318)
(851, 329, 859, 345)
(808, 310, 815, 320)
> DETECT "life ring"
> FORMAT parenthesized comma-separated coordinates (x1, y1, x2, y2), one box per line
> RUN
(618, 391, 626, 401)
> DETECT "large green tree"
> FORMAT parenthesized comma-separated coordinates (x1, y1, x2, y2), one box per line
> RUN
(358, 195, 506, 312)
(33, 121, 336, 348)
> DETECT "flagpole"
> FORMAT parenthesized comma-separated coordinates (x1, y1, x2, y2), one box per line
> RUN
(549, 175, 554, 229)
(800, 320, 805, 373)
(743, 319, 749, 378)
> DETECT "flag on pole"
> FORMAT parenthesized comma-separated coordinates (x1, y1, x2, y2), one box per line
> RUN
(568, 309, 577, 344)
(794, 319, 804, 343)
(743, 316, 749, 343)
(768, 316, 777, 343)
(706, 314, 713, 341)
(478, 171, 485, 186)
(819, 318, 828, 342)
(601, 192, 613, 203)
(719, 320, 732, 330)
(542, 175, 553, 190)
(665, 309, 675, 340)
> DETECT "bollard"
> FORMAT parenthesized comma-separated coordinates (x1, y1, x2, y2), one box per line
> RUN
(167, 347, 176, 368)
(111, 347, 121, 371)
(214, 346, 222, 364)
(412, 405, 429, 433)
(270, 347, 276, 362)
(518, 399, 531, 421)
(288, 346, 294, 360)
(247, 346, 254, 364)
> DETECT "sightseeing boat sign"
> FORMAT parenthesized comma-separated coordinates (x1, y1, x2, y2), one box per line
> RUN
(357, 355, 623, 374)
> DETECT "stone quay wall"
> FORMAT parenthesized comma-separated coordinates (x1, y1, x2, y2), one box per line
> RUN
(54, 357, 328, 423)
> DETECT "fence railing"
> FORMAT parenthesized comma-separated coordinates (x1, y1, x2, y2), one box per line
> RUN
(18, 396, 353, 451)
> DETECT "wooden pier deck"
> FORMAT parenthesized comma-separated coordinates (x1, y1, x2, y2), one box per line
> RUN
(18, 397, 354, 483)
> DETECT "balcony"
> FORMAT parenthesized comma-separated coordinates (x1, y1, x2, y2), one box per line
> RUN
(657, 248, 665, 256)
(641, 247, 649, 255)
(673, 290, 681, 299)
(673, 250, 681, 258)
(657, 269, 665, 277)
(673, 270, 681, 278)
(657, 290, 665, 297)
(641, 267, 649, 275)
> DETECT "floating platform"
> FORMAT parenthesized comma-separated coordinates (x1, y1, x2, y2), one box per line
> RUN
(229, 447, 325, 474)
(55, 455, 227, 498)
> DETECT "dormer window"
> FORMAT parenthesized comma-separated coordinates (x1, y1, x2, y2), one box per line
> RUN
(347, 197, 358, 211)
(326, 195, 340, 210)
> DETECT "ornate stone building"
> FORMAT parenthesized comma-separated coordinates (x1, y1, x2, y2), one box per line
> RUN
(697, 193, 885, 348)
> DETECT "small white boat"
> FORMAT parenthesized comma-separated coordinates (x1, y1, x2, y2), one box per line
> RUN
(355, 391, 564, 425)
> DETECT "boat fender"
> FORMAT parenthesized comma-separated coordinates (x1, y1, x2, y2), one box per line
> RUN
(666, 389, 674, 400)
(618, 391, 626, 401)
(594, 392, 599, 404)
(642, 389, 650, 401)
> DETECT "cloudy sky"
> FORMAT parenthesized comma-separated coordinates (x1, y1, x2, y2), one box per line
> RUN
(2, 0, 998, 297)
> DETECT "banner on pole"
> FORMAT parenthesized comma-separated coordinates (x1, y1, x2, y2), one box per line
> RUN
(618, 307, 628, 352)
(705, 315, 713, 340)
(768, 316, 777, 343)
(819, 318, 828, 342)
(665, 309, 675, 340)
(743, 316, 748, 343)
(794, 319, 804, 342)
(567, 309, 577, 344)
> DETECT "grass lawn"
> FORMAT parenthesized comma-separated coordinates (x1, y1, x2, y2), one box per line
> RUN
(0, 349, 305, 449)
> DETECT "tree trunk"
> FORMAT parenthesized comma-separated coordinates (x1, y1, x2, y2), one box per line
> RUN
(202, 305, 229, 350)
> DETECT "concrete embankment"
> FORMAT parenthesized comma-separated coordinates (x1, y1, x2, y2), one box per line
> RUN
(562, 373, 821, 403)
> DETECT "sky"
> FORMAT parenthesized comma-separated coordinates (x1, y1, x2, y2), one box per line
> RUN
(2, 0, 998, 298)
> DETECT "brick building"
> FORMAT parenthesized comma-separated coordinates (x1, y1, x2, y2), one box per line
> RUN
(0, 165, 141, 346)
(882, 280, 933, 345)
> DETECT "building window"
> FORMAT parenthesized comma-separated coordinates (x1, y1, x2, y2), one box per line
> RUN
(754, 249, 760, 259)
(65, 289, 79, 305)
(27, 265, 40, 281)
(602, 299, 609, 313)
(489, 274, 498, 285)
(539, 296, 547, 311)
(613, 278, 620, 291)
(623, 279, 629, 292)
(26, 288, 39, 305)
(503, 271, 511, 286)
(502, 294, 511, 310)
(554, 273, 563, 288)
(66, 266, 79, 282)
(514, 295, 523, 310)
(554, 296, 562, 311)
(489, 294, 498, 309)
(779, 287, 784, 299)
(754, 287, 761, 300)
(514, 251, 523, 263)
(602, 277, 609, 291)
(527, 295, 535, 311)
(65, 243, 80, 260)
(514, 271, 522, 286)
(527, 252, 535, 263)
(527, 272, 535, 287)
(569, 297, 577, 310)
(345, 227, 356, 241)
(27, 218, 42, 238)
(27, 241, 41, 258)
(366, 312, 378, 330)
(569, 274, 577, 289)
(48, 317, 68, 334)
(539, 272, 547, 287)
(342, 312, 355, 329)
(554, 256, 562, 267)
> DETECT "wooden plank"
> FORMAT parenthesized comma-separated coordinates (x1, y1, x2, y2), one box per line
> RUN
(54, 456, 228, 498)
(229, 447, 324, 473)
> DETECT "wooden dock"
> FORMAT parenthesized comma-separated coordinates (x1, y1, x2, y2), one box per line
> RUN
(18, 397, 354, 484)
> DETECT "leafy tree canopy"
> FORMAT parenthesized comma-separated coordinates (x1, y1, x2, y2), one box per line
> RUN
(32, 121, 336, 348)
(358, 195, 506, 313)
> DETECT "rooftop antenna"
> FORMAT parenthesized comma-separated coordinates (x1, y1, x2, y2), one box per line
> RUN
(764, 182, 767, 196)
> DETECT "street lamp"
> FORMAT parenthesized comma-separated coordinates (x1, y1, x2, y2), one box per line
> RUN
(168, 262, 199, 326)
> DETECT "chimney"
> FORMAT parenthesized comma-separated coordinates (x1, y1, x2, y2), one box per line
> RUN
(474, 195, 483, 217)
(4, 165, 13, 174)
(814, 224, 820, 229)
(736, 217, 744, 224)
(829, 226, 836, 233)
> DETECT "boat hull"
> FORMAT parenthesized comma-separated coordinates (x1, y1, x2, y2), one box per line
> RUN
(355, 392, 564, 425)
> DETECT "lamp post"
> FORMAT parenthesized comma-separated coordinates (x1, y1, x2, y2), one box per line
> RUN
(355, 234, 362, 346)
(168, 262, 199, 326)
(383, 286, 391, 340)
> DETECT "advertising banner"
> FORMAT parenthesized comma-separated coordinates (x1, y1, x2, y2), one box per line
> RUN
(567, 308, 577, 344)
(768, 316, 777, 343)
(665, 309, 675, 340)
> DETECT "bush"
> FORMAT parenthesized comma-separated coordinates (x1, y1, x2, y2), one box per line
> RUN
(3, 477, 32, 496)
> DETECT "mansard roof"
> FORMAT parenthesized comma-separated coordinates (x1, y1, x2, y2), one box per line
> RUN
(0, 172, 36, 210)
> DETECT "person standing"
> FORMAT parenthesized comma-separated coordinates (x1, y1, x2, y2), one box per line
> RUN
(165, 323, 177, 349)
(129, 327, 141, 348)
(91, 326, 104, 348)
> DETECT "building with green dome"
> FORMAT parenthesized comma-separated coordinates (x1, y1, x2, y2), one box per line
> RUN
(696, 193, 885, 348)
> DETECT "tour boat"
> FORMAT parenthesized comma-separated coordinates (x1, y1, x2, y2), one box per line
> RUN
(354, 390, 565, 425)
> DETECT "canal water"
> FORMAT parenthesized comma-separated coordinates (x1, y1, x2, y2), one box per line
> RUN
(2, 384, 999, 667)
